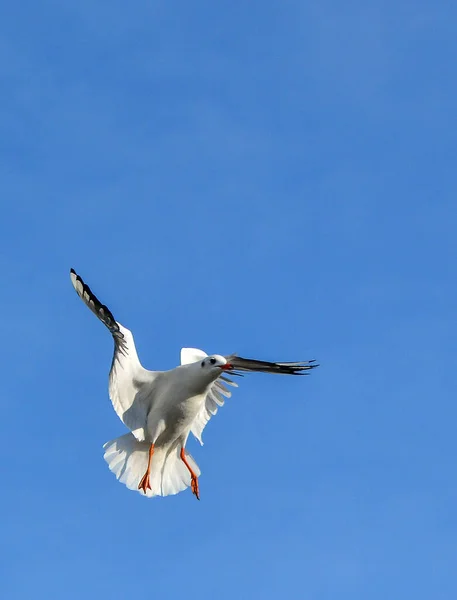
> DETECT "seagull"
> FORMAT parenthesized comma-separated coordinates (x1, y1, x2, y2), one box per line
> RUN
(70, 269, 318, 500)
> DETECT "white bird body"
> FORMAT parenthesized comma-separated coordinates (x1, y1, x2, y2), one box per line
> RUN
(141, 363, 222, 447)
(70, 269, 317, 500)
(104, 355, 228, 498)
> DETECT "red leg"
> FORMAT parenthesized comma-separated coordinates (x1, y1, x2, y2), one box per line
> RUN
(180, 447, 200, 500)
(138, 443, 155, 494)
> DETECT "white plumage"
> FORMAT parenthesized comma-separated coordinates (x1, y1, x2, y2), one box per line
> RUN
(70, 269, 317, 500)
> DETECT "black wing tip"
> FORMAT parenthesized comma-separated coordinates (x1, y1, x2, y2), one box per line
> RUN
(300, 361, 319, 369)
(69, 268, 125, 347)
(69, 268, 81, 288)
(70, 268, 79, 281)
(276, 362, 319, 375)
(69, 268, 90, 295)
(227, 355, 319, 376)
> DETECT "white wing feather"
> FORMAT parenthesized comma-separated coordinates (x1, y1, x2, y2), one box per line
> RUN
(70, 269, 158, 441)
(108, 323, 158, 441)
(180, 347, 238, 445)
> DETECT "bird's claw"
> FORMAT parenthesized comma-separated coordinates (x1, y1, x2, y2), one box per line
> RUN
(191, 476, 200, 501)
(138, 472, 152, 495)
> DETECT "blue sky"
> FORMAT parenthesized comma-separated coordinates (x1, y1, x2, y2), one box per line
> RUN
(1, 1, 456, 598)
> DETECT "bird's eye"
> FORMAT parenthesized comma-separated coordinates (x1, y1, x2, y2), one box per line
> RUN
(201, 361, 205, 368)
(210, 357, 216, 365)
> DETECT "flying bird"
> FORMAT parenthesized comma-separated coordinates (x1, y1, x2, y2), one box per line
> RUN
(70, 269, 318, 500)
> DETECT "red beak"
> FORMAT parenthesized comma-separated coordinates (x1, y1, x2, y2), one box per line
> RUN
(220, 363, 233, 371)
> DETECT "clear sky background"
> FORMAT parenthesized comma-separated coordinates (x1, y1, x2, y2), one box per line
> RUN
(1, 1, 456, 598)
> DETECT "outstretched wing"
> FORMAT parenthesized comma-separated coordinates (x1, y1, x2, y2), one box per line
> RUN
(70, 269, 158, 441)
(225, 355, 318, 375)
(180, 349, 318, 444)
(180, 348, 238, 445)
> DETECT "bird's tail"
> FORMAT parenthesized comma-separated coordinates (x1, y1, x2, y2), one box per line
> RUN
(103, 433, 201, 498)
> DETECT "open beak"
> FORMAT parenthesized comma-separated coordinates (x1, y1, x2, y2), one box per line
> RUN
(220, 363, 233, 371)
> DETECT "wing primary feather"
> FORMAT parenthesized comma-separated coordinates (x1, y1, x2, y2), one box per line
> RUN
(225, 354, 319, 375)
(70, 268, 157, 441)
(70, 268, 127, 355)
(220, 376, 239, 387)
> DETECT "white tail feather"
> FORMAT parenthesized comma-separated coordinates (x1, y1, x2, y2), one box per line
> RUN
(103, 433, 201, 498)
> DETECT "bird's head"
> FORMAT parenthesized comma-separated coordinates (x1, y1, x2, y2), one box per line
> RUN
(180, 350, 234, 393)
(199, 354, 233, 376)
